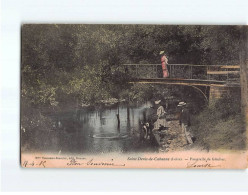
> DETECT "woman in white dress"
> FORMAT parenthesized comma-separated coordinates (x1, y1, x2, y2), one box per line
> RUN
(154, 100, 167, 130)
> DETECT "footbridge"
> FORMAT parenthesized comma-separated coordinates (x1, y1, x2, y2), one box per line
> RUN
(122, 64, 241, 102)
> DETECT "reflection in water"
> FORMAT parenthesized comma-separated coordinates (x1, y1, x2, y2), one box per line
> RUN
(30, 103, 157, 154)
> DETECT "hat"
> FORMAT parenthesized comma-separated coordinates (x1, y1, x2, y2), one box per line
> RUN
(155, 100, 161, 104)
(177, 102, 186, 107)
(159, 51, 165, 55)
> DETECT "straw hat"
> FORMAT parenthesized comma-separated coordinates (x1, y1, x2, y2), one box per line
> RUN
(155, 100, 161, 104)
(177, 102, 186, 107)
(159, 51, 165, 55)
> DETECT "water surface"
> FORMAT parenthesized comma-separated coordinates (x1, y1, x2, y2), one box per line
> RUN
(30, 103, 158, 154)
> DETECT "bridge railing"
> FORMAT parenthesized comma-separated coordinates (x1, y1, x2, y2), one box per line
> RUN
(121, 64, 240, 82)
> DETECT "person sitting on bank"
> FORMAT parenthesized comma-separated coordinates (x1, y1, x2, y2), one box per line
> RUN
(154, 100, 167, 130)
(177, 102, 193, 145)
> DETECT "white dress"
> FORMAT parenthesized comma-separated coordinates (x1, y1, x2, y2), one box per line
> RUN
(154, 105, 167, 129)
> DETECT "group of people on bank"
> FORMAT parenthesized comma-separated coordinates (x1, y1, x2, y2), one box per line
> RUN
(153, 99, 194, 146)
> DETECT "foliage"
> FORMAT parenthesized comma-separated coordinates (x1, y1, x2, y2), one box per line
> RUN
(191, 94, 245, 151)
(21, 24, 242, 110)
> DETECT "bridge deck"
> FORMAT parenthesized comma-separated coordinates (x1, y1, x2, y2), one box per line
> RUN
(129, 78, 240, 87)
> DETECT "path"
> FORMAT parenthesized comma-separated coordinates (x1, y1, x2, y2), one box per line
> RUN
(153, 119, 193, 152)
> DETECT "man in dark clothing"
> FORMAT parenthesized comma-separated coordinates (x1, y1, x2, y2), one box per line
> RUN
(178, 102, 193, 145)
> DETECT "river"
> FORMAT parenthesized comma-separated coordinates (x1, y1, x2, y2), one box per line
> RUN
(29, 102, 158, 155)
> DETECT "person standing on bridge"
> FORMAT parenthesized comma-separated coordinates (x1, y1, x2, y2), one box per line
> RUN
(160, 51, 169, 78)
(178, 102, 193, 145)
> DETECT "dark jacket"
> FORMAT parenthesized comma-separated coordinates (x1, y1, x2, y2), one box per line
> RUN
(179, 107, 191, 126)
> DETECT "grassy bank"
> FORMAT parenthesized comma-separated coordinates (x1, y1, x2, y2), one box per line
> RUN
(191, 95, 246, 151)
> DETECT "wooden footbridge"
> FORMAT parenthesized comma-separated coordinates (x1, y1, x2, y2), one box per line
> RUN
(121, 64, 241, 102)
(122, 64, 240, 87)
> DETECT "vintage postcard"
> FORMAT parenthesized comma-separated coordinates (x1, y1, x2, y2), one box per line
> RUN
(21, 24, 248, 168)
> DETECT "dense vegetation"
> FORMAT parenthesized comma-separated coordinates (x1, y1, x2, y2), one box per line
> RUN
(191, 92, 246, 151)
(22, 25, 241, 109)
(21, 24, 245, 151)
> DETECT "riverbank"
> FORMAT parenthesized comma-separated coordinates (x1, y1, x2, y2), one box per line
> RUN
(156, 98, 246, 153)
(155, 119, 204, 153)
(191, 112, 246, 151)
(189, 93, 246, 151)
